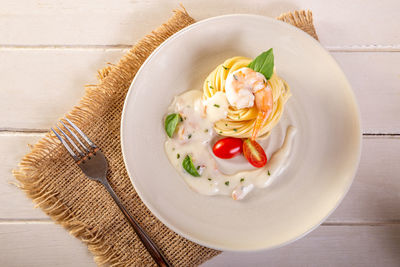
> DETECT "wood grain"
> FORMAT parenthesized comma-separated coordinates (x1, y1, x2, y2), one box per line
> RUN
(0, 223, 399, 267)
(1, 0, 399, 265)
(1, 0, 399, 47)
(0, 223, 96, 267)
(328, 136, 400, 223)
(204, 225, 400, 267)
(1, 51, 399, 133)
(0, 133, 45, 219)
(1, 134, 399, 223)
(334, 52, 400, 134)
(0, 50, 125, 130)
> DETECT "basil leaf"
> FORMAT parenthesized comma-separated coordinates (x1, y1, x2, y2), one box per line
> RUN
(164, 113, 181, 138)
(247, 48, 274, 80)
(182, 155, 201, 177)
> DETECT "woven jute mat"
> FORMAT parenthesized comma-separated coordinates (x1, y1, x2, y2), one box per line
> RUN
(14, 8, 318, 267)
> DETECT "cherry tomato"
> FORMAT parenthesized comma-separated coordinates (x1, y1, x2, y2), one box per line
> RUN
(243, 139, 267, 168)
(212, 137, 243, 159)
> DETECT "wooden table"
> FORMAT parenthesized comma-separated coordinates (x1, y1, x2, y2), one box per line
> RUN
(1, 1, 399, 266)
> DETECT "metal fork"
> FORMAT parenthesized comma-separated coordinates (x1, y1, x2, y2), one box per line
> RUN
(51, 118, 171, 267)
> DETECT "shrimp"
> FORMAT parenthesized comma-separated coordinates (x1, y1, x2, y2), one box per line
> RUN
(232, 183, 254, 200)
(251, 82, 273, 140)
(225, 67, 273, 140)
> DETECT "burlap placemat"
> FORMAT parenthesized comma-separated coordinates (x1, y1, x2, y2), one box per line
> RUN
(14, 8, 318, 267)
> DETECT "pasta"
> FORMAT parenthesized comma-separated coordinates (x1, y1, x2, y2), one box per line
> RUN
(164, 51, 297, 200)
(203, 56, 291, 138)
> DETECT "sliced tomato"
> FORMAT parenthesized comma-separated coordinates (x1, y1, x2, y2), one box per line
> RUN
(212, 137, 243, 159)
(243, 139, 267, 168)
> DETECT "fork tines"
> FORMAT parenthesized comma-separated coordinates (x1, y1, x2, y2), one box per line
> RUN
(51, 118, 98, 162)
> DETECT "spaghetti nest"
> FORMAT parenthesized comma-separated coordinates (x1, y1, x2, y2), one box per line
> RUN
(203, 56, 291, 138)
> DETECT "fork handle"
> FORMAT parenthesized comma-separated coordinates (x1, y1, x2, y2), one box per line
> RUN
(101, 181, 171, 267)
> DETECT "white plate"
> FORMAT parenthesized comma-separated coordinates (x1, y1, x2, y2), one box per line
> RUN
(121, 14, 361, 251)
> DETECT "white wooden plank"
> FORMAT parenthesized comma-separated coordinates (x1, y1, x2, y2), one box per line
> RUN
(329, 136, 400, 223)
(0, 49, 125, 130)
(0, 0, 399, 47)
(0, 224, 399, 267)
(1, 134, 399, 223)
(204, 225, 400, 267)
(0, 133, 47, 219)
(0, 1, 398, 266)
(1, 51, 399, 133)
(0, 223, 96, 267)
(332, 52, 400, 134)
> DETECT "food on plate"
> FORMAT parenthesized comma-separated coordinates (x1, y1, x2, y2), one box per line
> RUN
(203, 49, 290, 139)
(212, 137, 243, 159)
(164, 49, 296, 200)
(242, 139, 267, 168)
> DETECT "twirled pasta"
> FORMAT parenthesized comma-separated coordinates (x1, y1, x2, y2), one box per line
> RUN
(203, 56, 291, 138)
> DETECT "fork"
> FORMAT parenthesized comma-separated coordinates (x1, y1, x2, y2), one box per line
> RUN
(51, 118, 171, 267)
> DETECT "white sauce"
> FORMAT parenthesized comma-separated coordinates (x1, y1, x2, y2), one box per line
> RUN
(203, 91, 229, 122)
(165, 90, 296, 200)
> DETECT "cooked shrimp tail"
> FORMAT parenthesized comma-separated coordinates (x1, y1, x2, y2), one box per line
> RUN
(224, 67, 273, 140)
(251, 84, 273, 140)
(251, 111, 269, 140)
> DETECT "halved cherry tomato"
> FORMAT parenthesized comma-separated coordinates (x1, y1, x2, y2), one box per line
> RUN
(243, 139, 267, 168)
(212, 137, 243, 159)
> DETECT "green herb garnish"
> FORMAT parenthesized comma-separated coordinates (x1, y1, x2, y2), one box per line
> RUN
(225, 181, 230, 186)
(222, 65, 229, 70)
(214, 104, 220, 108)
(225, 123, 228, 126)
(233, 128, 237, 132)
(177, 153, 180, 159)
(240, 178, 245, 182)
(233, 74, 238, 81)
(208, 178, 212, 181)
(197, 166, 200, 170)
(204, 129, 209, 133)
(268, 170, 271, 176)
(188, 134, 192, 139)
(219, 131, 223, 134)
(210, 85, 214, 89)
(182, 155, 200, 177)
(247, 48, 274, 80)
(238, 115, 240, 119)
(164, 113, 181, 138)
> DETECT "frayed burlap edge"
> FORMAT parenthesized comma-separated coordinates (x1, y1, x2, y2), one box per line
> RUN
(13, 8, 317, 267)
(13, 8, 199, 267)
(277, 10, 318, 40)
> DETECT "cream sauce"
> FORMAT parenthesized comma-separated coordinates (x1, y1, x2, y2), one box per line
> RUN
(203, 91, 229, 122)
(165, 90, 296, 200)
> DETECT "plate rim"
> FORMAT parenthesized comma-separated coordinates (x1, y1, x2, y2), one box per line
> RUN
(120, 13, 362, 251)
